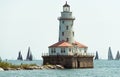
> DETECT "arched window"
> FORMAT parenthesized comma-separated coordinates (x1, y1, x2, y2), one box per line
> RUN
(69, 48, 71, 51)
(62, 21, 64, 24)
(66, 38, 69, 42)
(62, 32, 64, 36)
(66, 26, 68, 30)
(73, 32, 74, 36)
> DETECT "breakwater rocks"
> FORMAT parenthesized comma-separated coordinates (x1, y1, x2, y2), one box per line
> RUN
(0, 67, 4, 71)
(0, 65, 64, 71)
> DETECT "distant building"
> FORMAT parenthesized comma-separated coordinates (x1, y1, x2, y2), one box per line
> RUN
(17, 51, 23, 60)
(42, 2, 94, 68)
(95, 51, 99, 60)
(26, 47, 33, 61)
(108, 47, 114, 60)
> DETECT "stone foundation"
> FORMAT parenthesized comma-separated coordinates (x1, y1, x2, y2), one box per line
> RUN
(42, 55, 94, 68)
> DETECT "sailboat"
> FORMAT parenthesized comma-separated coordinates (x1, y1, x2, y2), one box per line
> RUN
(29, 53, 33, 61)
(115, 51, 120, 60)
(108, 47, 114, 60)
(95, 51, 99, 60)
(26, 47, 33, 61)
(17, 51, 23, 60)
(0, 56, 2, 62)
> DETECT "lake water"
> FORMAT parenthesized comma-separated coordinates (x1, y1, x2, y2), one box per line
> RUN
(0, 60, 120, 77)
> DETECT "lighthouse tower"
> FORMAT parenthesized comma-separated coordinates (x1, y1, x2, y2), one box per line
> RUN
(58, 2, 75, 44)
(48, 2, 88, 56)
(42, 2, 94, 68)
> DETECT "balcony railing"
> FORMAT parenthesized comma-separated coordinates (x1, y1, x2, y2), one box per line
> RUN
(42, 52, 94, 57)
(57, 17, 75, 20)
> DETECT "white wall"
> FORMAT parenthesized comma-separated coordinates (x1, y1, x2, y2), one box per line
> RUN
(49, 47, 73, 55)
(58, 7, 75, 44)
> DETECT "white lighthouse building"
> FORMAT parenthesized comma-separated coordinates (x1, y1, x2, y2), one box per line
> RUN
(49, 2, 87, 56)
(58, 2, 75, 43)
(42, 2, 94, 68)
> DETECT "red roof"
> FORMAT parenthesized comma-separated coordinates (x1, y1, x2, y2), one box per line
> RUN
(49, 41, 73, 47)
(73, 41, 88, 48)
(49, 41, 87, 48)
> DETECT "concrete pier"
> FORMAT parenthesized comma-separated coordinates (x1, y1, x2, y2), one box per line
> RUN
(42, 55, 94, 68)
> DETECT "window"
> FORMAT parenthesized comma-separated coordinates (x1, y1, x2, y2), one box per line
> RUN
(51, 48, 56, 53)
(51, 50, 53, 53)
(69, 48, 71, 51)
(62, 32, 64, 36)
(66, 26, 68, 30)
(66, 38, 69, 42)
(73, 32, 74, 36)
(53, 48, 56, 53)
(61, 48, 65, 53)
(62, 21, 64, 24)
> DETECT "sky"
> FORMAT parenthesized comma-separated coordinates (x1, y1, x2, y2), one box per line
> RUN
(0, 0, 120, 60)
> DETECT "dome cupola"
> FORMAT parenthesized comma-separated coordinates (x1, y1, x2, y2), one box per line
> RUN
(63, 1, 70, 12)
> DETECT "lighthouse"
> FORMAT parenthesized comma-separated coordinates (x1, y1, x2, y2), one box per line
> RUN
(58, 2, 75, 44)
(42, 2, 94, 68)
(49, 2, 87, 56)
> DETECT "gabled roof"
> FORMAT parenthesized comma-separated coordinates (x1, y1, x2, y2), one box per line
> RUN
(49, 41, 88, 48)
(73, 41, 88, 48)
(49, 41, 73, 48)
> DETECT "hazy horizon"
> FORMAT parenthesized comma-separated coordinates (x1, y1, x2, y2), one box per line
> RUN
(1, 0, 120, 60)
